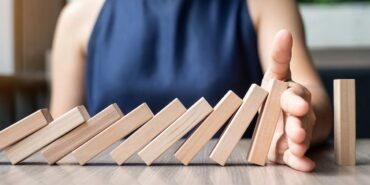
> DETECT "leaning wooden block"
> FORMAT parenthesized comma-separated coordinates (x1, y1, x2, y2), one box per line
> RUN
(0, 109, 53, 151)
(41, 104, 123, 165)
(72, 103, 153, 165)
(209, 85, 268, 166)
(111, 99, 186, 165)
(138, 98, 213, 165)
(247, 79, 288, 166)
(334, 79, 356, 166)
(175, 91, 243, 165)
(4, 106, 90, 164)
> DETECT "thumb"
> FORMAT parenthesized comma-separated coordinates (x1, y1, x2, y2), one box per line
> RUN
(263, 29, 293, 84)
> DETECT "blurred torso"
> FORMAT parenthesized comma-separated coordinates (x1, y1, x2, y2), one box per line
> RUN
(84, 0, 263, 114)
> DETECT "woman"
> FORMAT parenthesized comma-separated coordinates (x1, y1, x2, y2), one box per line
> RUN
(50, 0, 333, 172)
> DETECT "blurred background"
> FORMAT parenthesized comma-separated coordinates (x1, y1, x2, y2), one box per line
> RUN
(0, 0, 369, 137)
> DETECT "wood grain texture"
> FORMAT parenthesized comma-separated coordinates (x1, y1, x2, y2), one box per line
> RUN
(0, 109, 53, 150)
(111, 99, 186, 165)
(41, 104, 124, 165)
(1, 139, 370, 185)
(72, 103, 153, 165)
(175, 91, 243, 165)
(247, 79, 288, 166)
(334, 79, 356, 166)
(209, 85, 268, 166)
(4, 106, 90, 164)
(138, 98, 213, 165)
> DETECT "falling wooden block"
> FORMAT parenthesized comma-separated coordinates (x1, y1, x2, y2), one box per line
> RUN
(247, 79, 288, 166)
(334, 79, 356, 166)
(0, 109, 53, 151)
(175, 91, 243, 165)
(209, 85, 268, 166)
(4, 106, 90, 164)
(138, 98, 213, 165)
(111, 99, 186, 165)
(72, 103, 153, 165)
(41, 104, 123, 165)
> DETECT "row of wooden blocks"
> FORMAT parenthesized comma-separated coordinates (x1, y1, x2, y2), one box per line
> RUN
(0, 79, 356, 166)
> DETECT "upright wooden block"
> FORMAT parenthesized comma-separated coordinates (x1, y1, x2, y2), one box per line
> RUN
(72, 103, 153, 165)
(41, 104, 123, 164)
(4, 106, 90, 164)
(175, 91, 243, 165)
(334, 79, 356, 166)
(111, 99, 186, 165)
(138, 98, 213, 165)
(247, 79, 288, 166)
(209, 85, 268, 166)
(0, 109, 53, 151)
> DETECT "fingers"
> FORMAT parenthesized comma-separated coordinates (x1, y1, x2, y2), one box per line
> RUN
(285, 116, 306, 143)
(288, 141, 308, 157)
(283, 150, 315, 172)
(285, 115, 308, 157)
(264, 29, 293, 81)
(304, 110, 316, 143)
(281, 83, 311, 117)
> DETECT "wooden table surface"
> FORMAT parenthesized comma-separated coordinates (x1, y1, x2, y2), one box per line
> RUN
(0, 139, 369, 185)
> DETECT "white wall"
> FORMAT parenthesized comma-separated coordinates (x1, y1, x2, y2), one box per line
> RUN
(300, 3, 370, 49)
(0, 0, 14, 75)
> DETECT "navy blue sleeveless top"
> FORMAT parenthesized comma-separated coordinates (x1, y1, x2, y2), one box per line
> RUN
(86, 0, 263, 115)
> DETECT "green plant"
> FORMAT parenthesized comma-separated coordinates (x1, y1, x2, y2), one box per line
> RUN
(298, 0, 370, 3)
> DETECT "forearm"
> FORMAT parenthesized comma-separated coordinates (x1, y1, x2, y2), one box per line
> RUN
(50, 3, 87, 118)
(307, 85, 333, 146)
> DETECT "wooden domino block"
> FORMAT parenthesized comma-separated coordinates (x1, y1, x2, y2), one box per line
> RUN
(209, 85, 268, 166)
(111, 99, 186, 165)
(4, 106, 90, 164)
(138, 98, 213, 165)
(175, 91, 243, 165)
(72, 103, 153, 165)
(247, 79, 288, 166)
(0, 109, 52, 151)
(334, 79, 356, 166)
(41, 104, 123, 164)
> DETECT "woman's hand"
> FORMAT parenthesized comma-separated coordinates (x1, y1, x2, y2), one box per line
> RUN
(263, 30, 316, 172)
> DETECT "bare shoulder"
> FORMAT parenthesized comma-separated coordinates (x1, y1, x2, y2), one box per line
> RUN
(246, 0, 299, 32)
(57, 0, 105, 53)
(246, 0, 263, 31)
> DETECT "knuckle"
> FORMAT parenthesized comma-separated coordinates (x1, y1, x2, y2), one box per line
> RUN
(309, 110, 317, 125)
(289, 81, 312, 102)
(305, 89, 312, 100)
(281, 91, 293, 112)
